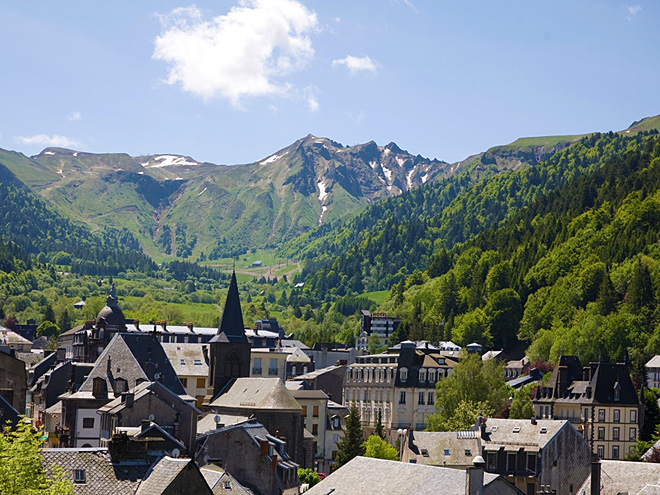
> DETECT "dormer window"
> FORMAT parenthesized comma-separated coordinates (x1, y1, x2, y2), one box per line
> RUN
(74, 469, 86, 484)
(400, 368, 408, 382)
(418, 369, 427, 382)
(614, 383, 621, 402)
(429, 369, 436, 382)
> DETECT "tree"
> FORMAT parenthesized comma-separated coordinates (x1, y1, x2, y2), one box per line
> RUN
(297, 468, 320, 487)
(451, 308, 492, 348)
(1, 315, 17, 332)
(36, 321, 60, 339)
(642, 389, 660, 441)
(374, 410, 385, 439)
(426, 351, 509, 431)
(627, 260, 654, 312)
(57, 309, 71, 334)
(0, 419, 73, 495)
(363, 435, 399, 461)
(485, 289, 522, 351)
(368, 334, 386, 355)
(508, 385, 534, 419)
(335, 403, 365, 468)
(42, 304, 55, 324)
(426, 399, 495, 432)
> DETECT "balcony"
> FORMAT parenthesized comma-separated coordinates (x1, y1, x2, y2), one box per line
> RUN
(252, 368, 262, 375)
(268, 368, 279, 375)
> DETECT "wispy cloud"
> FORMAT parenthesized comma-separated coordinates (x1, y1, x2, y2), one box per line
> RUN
(16, 134, 81, 148)
(68, 111, 82, 121)
(153, 1, 319, 107)
(391, 0, 417, 12)
(626, 5, 641, 19)
(332, 55, 379, 76)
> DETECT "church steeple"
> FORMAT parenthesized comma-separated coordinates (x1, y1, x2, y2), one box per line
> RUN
(205, 270, 251, 406)
(213, 271, 247, 343)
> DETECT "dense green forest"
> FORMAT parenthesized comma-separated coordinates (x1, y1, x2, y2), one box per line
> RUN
(294, 132, 658, 300)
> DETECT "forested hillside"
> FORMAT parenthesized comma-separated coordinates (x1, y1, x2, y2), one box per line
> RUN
(373, 131, 660, 379)
(296, 131, 658, 299)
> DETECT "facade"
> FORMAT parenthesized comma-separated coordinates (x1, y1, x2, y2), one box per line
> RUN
(0, 346, 27, 417)
(207, 377, 308, 468)
(290, 389, 328, 466)
(288, 364, 346, 404)
(356, 311, 401, 350)
(646, 355, 660, 388)
(196, 419, 300, 495)
(250, 349, 288, 381)
(58, 332, 188, 448)
(0, 328, 32, 352)
(343, 341, 456, 434)
(533, 356, 643, 460)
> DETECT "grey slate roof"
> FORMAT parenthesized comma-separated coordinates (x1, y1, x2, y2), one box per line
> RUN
(200, 465, 253, 495)
(406, 431, 481, 467)
(197, 413, 250, 435)
(304, 456, 511, 495)
(64, 333, 185, 400)
(480, 418, 568, 451)
(209, 378, 301, 411)
(211, 271, 247, 344)
(161, 343, 209, 377)
(577, 460, 660, 495)
(135, 456, 194, 495)
(293, 364, 343, 380)
(41, 448, 151, 495)
(98, 380, 198, 415)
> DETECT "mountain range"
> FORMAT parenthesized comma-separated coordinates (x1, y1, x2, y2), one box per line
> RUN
(1, 116, 659, 262)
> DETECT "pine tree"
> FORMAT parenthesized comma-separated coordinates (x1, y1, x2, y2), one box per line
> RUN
(58, 309, 71, 334)
(627, 260, 654, 312)
(596, 274, 617, 316)
(43, 304, 55, 324)
(335, 403, 365, 468)
(374, 410, 385, 439)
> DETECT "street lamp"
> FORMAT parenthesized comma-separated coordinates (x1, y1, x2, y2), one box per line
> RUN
(397, 428, 407, 461)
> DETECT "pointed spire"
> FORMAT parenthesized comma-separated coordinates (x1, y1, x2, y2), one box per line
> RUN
(214, 270, 247, 343)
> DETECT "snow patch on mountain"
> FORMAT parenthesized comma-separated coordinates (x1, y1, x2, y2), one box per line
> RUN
(318, 180, 328, 202)
(406, 168, 415, 189)
(143, 155, 199, 168)
(382, 166, 393, 184)
(421, 173, 428, 184)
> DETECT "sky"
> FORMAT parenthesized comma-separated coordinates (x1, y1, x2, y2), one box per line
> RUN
(1, 1, 659, 165)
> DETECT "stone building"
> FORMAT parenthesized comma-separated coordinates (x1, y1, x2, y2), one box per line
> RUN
(343, 340, 457, 435)
(533, 355, 643, 460)
(0, 346, 27, 417)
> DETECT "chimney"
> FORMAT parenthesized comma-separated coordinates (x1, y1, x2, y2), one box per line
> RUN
(583, 366, 591, 381)
(591, 458, 601, 495)
(466, 456, 485, 495)
(202, 345, 209, 364)
(187, 322, 194, 332)
(135, 319, 139, 330)
(56, 347, 66, 362)
(160, 321, 167, 331)
(141, 419, 151, 433)
(271, 453, 278, 472)
(557, 366, 568, 397)
(260, 440, 269, 456)
(107, 356, 112, 376)
(122, 392, 134, 408)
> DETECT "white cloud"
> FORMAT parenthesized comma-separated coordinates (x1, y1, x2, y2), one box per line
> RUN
(307, 94, 319, 112)
(68, 111, 82, 121)
(332, 55, 378, 76)
(626, 5, 641, 19)
(391, 0, 417, 12)
(16, 134, 81, 148)
(153, 1, 319, 106)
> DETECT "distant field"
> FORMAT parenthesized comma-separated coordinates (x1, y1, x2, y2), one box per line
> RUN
(362, 290, 389, 306)
(202, 248, 300, 282)
(503, 134, 588, 149)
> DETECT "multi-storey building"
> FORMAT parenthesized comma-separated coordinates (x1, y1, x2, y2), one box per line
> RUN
(343, 341, 456, 435)
(646, 355, 660, 388)
(356, 310, 401, 350)
(533, 355, 643, 460)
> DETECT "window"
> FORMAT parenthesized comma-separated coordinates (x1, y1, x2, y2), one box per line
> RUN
(301, 406, 307, 416)
(418, 369, 427, 382)
(487, 453, 496, 470)
(196, 378, 205, 389)
(631, 409, 638, 424)
(598, 409, 605, 422)
(428, 392, 434, 405)
(114, 378, 127, 395)
(614, 385, 621, 402)
(224, 481, 231, 490)
(312, 424, 318, 435)
(464, 449, 471, 456)
(612, 445, 619, 460)
(180, 378, 187, 387)
(333, 418, 340, 429)
(82, 417, 95, 429)
(613, 409, 620, 423)
(507, 453, 516, 472)
(630, 427, 637, 441)
(597, 445, 604, 459)
(313, 406, 319, 417)
(418, 392, 425, 405)
(269, 358, 278, 375)
(597, 427, 605, 440)
(194, 359, 202, 365)
(613, 427, 620, 441)
(526, 453, 536, 473)
(74, 470, 86, 484)
(429, 370, 436, 382)
(399, 391, 406, 404)
(253, 358, 262, 375)
(400, 368, 408, 382)
(364, 390, 369, 401)
(180, 359, 186, 365)
(584, 408, 589, 422)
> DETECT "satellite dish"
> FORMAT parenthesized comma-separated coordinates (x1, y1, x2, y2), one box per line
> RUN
(172, 448, 181, 458)
(204, 454, 211, 464)
(214, 415, 221, 424)
(148, 414, 155, 421)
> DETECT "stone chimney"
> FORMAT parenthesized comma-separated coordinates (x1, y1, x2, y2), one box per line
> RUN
(271, 453, 278, 472)
(557, 365, 568, 397)
(141, 419, 151, 433)
(260, 439, 269, 456)
(583, 366, 591, 381)
(466, 456, 485, 495)
(121, 392, 134, 408)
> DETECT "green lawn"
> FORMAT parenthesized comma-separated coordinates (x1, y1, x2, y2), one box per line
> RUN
(362, 290, 389, 306)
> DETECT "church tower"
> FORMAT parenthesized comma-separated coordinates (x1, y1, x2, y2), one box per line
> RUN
(204, 271, 252, 405)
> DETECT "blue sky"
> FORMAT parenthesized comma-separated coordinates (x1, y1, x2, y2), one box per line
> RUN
(1, 1, 658, 165)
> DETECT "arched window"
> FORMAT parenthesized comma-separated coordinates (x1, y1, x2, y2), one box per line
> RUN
(418, 368, 427, 382)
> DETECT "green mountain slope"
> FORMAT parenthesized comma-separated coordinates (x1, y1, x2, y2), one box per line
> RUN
(295, 122, 660, 299)
(376, 132, 660, 375)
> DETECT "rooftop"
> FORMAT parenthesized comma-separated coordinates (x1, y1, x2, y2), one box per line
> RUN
(209, 377, 302, 411)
